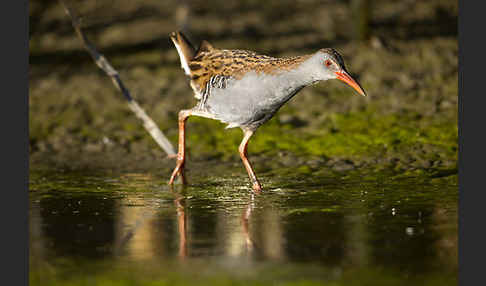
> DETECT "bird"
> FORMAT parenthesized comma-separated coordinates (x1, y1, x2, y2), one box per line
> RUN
(168, 31, 366, 192)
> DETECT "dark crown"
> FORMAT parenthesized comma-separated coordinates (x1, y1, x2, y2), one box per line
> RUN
(319, 48, 345, 69)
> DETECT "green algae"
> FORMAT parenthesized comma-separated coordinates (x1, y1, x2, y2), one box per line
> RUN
(180, 106, 457, 166)
(29, 261, 457, 286)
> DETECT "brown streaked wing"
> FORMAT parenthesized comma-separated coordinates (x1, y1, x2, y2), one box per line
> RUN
(187, 48, 312, 95)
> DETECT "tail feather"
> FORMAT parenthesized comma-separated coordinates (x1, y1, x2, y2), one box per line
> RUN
(170, 31, 196, 75)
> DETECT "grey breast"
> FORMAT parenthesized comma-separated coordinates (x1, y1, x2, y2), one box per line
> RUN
(203, 71, 305, 129)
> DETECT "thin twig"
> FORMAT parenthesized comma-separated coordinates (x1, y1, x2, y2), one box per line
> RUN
(58, 0, 176, 157)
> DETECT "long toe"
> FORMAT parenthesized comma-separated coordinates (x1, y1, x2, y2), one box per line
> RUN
(169, 166, 181, 185)
(168, 171, 178, 185)
(169, 161, 187, 185)
(252, 182, 262, 193)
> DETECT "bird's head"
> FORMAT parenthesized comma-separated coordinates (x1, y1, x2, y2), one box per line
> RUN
(313, 48, 366, 96)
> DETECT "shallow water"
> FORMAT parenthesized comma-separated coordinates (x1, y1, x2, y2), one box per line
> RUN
(29, 166, 457, 285)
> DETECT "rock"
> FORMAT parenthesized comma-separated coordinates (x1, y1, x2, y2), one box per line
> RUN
(332, 159, 355, 172)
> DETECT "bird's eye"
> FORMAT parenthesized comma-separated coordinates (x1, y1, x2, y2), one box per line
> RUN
(324, 60, 332, 67)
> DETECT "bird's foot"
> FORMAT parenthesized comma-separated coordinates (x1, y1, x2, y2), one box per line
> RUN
(169, 160, 186, 185)
(167, 153, 178, 159)
(252, 181, 262, 193)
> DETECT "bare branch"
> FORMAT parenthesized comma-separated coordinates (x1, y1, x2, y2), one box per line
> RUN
(58, 0, 176, 156)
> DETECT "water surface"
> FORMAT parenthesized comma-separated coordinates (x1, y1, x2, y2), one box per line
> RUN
(29, 166, 457, 285)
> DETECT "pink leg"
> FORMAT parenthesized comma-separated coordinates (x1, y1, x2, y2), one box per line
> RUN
(169, 110, 192, 185)
(239, 130, 262, 192)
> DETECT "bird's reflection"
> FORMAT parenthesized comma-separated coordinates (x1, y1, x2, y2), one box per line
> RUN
(241, 193, 257, 253)
(113, 184, 269, 261)
(173, 188, 263, 260)
(174, 191, 187, 260)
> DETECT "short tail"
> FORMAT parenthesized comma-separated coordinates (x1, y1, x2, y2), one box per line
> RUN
(169, 31, 196, 75)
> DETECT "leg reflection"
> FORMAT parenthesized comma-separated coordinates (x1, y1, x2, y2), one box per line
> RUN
(175, 193, 187, 260)
(241, 194, 256, 252)
(241, 192, 268, 260)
